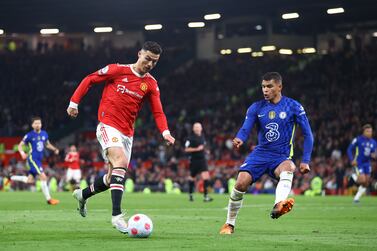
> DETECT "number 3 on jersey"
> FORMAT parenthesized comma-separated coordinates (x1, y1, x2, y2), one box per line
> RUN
(265, 122, 280, 142)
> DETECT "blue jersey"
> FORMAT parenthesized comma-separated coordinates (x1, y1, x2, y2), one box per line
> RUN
(347, 136, 377, 165)
(22, 130, 49, 162)
(236, 96, 314, 163)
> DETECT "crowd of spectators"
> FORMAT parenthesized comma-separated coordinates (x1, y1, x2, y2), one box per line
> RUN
(1, 38, 377, 195)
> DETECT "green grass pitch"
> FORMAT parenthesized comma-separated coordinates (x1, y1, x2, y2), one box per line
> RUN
(0, 192, 376, 251)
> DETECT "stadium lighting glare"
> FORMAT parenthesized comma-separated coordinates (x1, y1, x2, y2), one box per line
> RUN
(204, 13, 221, 20)
(94, 27, 113, 33)
(327, 7, 344, 14)
(255, 25, 262, 30)
(282, 13, 299, 19)
(0, 29, 4, 35)
(220, 49, 232, 55)
(188, 22, 205, 28)
(261, 45, 276, 51)
(145, 24, 163, 31)
(302, 47, 316, 54)
(251, 52, 264, 57)
(40, 28, 59, 35)
(279, 49, 293, 55)
(237, 47, 252, 54)
(346, 34, 352, 40)
(373, 32, 377, 37)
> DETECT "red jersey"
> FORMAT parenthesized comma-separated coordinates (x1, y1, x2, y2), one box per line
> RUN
(69, 64, 169, 136)
(65, 152, 80, 170)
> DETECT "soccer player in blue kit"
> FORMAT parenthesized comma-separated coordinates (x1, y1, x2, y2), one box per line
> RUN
(347, 124, 377, 203)
(11, 117, 60, 205)
(220, 72, 314, 234)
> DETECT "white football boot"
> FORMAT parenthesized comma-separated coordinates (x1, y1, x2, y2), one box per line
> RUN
(72, 189, 87, 217)
(111, 213, 128, 234)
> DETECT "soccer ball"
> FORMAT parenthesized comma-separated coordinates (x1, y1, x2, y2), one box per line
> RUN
(128, 214, 153, 238)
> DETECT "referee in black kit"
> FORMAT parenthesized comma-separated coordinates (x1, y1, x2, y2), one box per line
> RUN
(185, 122, 213, 202)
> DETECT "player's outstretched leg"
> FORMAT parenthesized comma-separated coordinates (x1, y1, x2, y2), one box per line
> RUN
(110, 168, 128, 234)
(74, 174, 109, 217)
(271, 171, 294, 219)
(219, 188, 245, 234)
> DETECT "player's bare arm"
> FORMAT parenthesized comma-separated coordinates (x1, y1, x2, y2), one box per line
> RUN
(46, 140, 59, 155)
(185, 144, 204, 153)
(299, 163, 310, 174)
(18, 140, 28, 160)
(233, 138, 244, 148)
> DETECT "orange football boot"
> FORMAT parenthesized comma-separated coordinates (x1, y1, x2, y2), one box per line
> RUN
(219, 224, 234, 234)
(47, 198, 60, 205)
(270, 198, 294, 219)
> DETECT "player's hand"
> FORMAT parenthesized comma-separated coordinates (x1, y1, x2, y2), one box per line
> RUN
(299, 163, 310, 174)
(351, 160, 357, 167)
(232, 138, 244, 149)
(67, 107, 79, 118)
(20, 152, 28, 160)
(54, 149, 59, 155)
(163, 134, 175, 146)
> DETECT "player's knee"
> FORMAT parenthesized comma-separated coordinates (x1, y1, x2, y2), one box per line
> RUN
(234, 182, 248, 193)
(230, 187, 246, 201)
(279, 171, 293, 182)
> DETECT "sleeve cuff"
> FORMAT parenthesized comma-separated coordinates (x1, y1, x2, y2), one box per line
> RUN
(69, 101, 78, 109)
(162, 130, 170, 137)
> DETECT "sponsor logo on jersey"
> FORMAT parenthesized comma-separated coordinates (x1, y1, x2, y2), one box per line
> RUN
(116, 84, 143, 99)
(268, 111, 276, 119)
(140, 83, 148, 91)
(98, 66, 109, 75)
(112, 137, 119, 143)
(258, 114, 265, 118)
(279, 111, 287, 119)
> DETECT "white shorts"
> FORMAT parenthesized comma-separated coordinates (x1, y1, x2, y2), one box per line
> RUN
(66, 168, 82, 183)
(96, 122, 133, 164)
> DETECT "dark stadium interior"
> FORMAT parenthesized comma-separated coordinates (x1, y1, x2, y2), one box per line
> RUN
(1, 0, 377, 197)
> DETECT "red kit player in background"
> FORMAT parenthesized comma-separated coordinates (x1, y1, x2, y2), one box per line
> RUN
(67, 41, 175, 234)
(64, 144, 81, 189)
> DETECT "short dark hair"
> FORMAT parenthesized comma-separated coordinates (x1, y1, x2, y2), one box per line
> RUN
(262, 72, 282, 83)
(362, 124, 373, 131)
(31, 116, 42, 123)
(142, 41, 162, 55)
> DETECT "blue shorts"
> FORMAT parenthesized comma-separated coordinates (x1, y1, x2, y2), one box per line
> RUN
(356, 163, 371, 175)
(239, 152, 290, 182)
(26, 156, 44, 177)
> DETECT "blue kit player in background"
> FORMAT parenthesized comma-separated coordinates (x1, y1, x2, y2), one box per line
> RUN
(220, 72, 314, 234)
(11, 116, 60, 205)
(347, 124, 377, 203)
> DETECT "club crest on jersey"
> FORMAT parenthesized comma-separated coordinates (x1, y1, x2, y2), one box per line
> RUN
(98, 66, 109, 75)
(279, 111, 287, 119)
(268, 111, 276, 119)
(112, 137, 119, 143)
(140, 83, 148, 92)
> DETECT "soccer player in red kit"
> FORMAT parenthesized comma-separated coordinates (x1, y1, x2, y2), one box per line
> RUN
(65, 145, 81, 189)
(67, 41, 175, 234)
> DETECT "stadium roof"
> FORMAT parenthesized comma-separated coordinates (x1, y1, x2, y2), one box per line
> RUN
(0, 0, 376, 34)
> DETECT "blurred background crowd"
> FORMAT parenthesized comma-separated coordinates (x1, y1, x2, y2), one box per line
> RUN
(1, 35, 377, 196)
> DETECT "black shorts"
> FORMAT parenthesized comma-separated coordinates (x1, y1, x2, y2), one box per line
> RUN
(189, 159, 208, 177)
